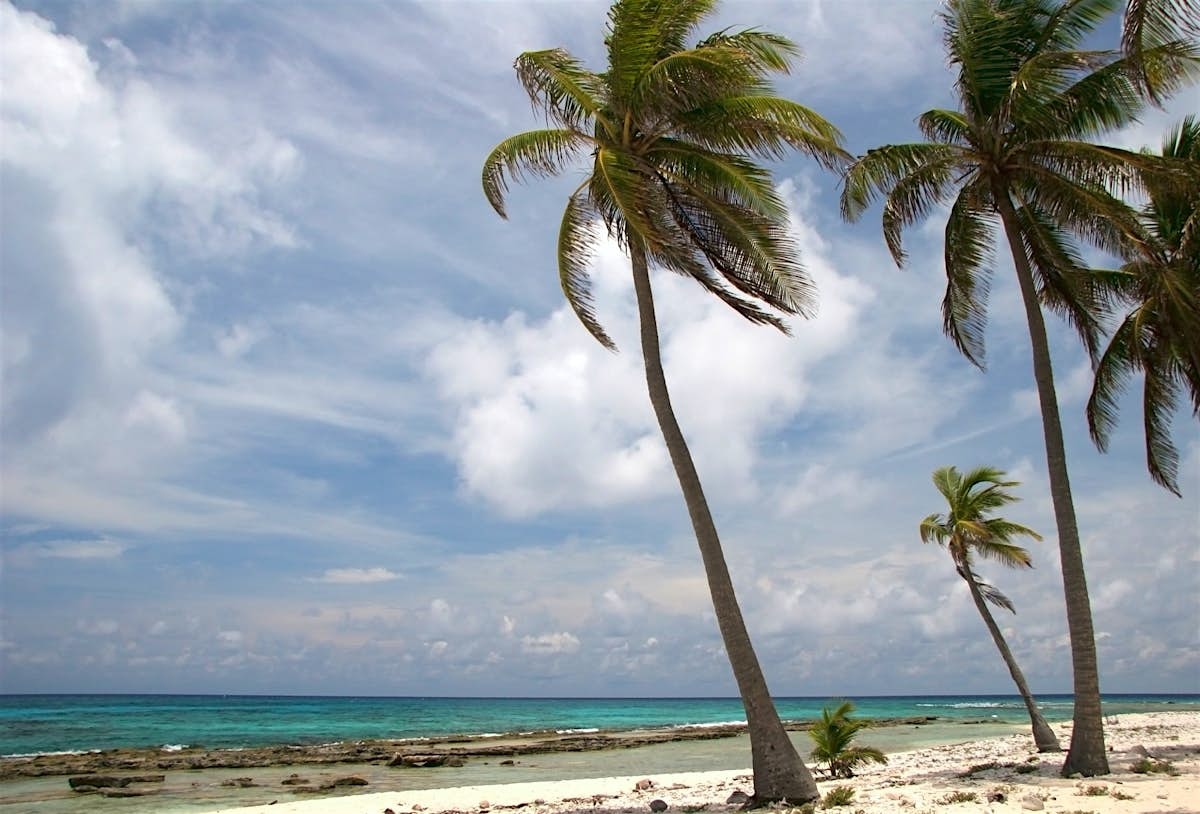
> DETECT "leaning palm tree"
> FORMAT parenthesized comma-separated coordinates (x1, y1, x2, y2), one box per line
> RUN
(1120, 0, 1200, 103)
(840, 0, 1195, 776)
(1088, 116, 1200, 495)
(482, 0, 846, 803)
(921, 466, 1061, 753)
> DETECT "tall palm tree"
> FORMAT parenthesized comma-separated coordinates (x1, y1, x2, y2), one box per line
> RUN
(1088, 117, 1200, 495)
(920, 466, 1061, 753)
(840, 0, 1195, 776)
(482, 0, 846, 802)
(1120, 0, 1200, 103)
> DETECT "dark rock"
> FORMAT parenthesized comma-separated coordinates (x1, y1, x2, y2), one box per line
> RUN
(988, 791, 1006, 803)
(281, 775, 310, 785)
(500, 759, 515, 766)
(650, 799, 668, 812)
(332, 776, 369, 786)
(725, 791, 750, 806)
(100, 788, 150, 797)
(221, 777, 259, 788)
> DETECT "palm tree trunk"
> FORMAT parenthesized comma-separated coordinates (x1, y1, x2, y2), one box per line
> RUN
(994, 190, 1109, 776)
(958, 567, 1061, 752)
(628, 237, 818, 804)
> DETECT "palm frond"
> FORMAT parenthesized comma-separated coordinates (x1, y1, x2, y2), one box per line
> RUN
(1123, 0, 1200, 103)
(1087, 308, 1141, 450)
(558, 188, 616, 351)
(515, 50, 611, 135)
(672, 96, 848, 169)
(942, 183, 995, 367)
(1142, 352, 1185, 493)
(606, 0, 715, 104)
(1011, 199, 1109, 360)
(972, 573, 1018, 613)
(482, 129, 590, 217)
(918, 108, 972, 144)
(840, 143, 965, 226)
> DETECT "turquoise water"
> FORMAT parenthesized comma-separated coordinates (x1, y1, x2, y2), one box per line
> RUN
(3, 694, 1197, 756)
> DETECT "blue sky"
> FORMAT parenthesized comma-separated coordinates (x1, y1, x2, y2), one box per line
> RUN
(1, 0, 1197, 698)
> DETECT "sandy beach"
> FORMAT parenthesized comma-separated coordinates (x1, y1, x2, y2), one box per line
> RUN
(200, 712, 1199, 814)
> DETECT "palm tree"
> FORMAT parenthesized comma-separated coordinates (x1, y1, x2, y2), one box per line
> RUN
(840, 0, 1195, 776)
(920, 466, 1061, 753)
(481, 0, 846, 802)
(1120, 0, 1200, 104)
(808, 700, 888, 779)
(1087, 116, 1200, 495)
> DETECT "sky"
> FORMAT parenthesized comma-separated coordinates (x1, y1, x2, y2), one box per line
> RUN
(1, 0, 1197, 699)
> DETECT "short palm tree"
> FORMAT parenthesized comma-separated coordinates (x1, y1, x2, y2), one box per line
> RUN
(482, 0, 846, 803)
(808, 700, 888, 779)
(840, 0, 1195, 776)
(921, 465, 1061, 753)
(1087, 116, 1200, 495)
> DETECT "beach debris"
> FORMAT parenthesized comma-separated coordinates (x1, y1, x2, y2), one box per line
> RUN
(636, 778, 654, 791)
(725, 790, 750, 806)
(649, 799, 669, 812)
(1020, 793, 1044, 810)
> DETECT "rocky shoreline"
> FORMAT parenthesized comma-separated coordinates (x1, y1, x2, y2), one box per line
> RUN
(1, 716, 936, 781)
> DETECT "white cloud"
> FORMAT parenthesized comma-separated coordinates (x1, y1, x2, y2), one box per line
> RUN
(521, 632, 581, 655)
(310, 567, 402, 585)
(27, 539, 128, 560)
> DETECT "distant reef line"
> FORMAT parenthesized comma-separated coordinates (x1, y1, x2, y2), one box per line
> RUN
(0, 716, 943, 780)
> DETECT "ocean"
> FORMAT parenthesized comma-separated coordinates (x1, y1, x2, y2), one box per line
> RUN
(3, 693, 1198, 756)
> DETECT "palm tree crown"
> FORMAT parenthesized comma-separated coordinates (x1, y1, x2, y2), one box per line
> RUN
(842, 0, 1195, 370)
(483, 0, 846, 350)
(1087, 116, 1200, 495)
(921, 465, 1043, 582)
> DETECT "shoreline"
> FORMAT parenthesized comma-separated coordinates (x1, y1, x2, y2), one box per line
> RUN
(200, 710, 1200, 814)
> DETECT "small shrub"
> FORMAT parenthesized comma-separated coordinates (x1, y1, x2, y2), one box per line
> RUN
(1081, 785, 1108, 797)
(938, 791, 977, 805)
(822, 786, 856, 808)
(1110, 790, 1134, 801)
(1129, 758, 1177, 775)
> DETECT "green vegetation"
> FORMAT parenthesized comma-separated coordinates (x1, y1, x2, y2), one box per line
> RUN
(841, 0, 1197, 776)
(939, 791, 978, 804)
(808, 701, 888, 779)
(920, 466, 1060, 753)
(1130, 757, 1179, 775)
(482, 0, 845, 802)
(821, 786, 856, 808)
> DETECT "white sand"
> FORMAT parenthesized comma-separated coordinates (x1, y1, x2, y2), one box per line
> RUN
(204, 711, 1200, 814)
